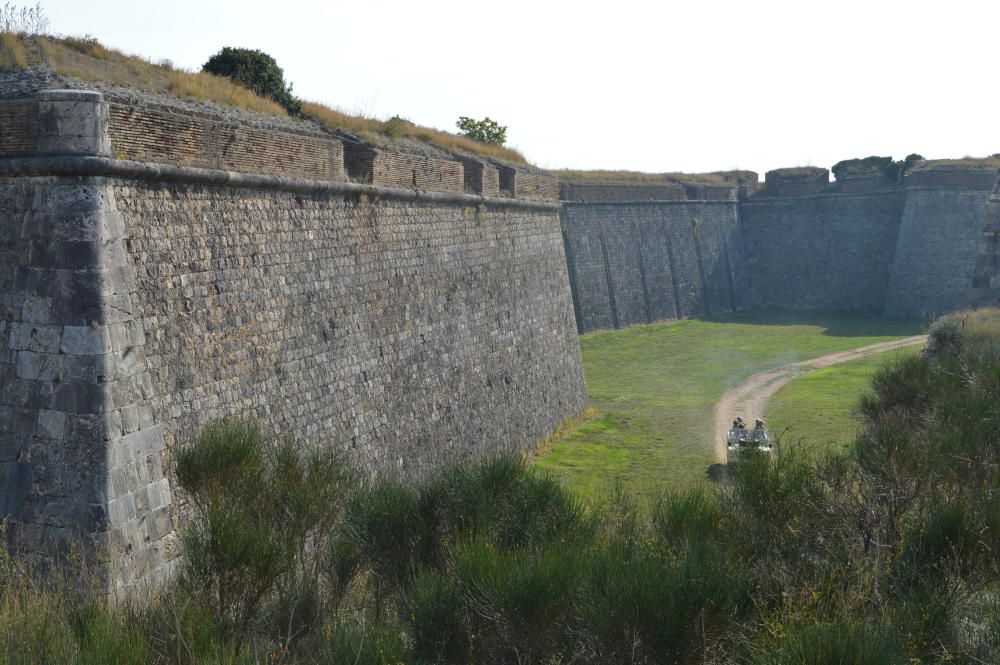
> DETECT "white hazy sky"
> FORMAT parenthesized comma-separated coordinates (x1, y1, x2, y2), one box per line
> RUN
(41, 0, 1000, 176)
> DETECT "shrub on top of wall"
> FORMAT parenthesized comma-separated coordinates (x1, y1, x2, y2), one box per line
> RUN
(202, 46, 302, 116)
(831, 154, 925, 183)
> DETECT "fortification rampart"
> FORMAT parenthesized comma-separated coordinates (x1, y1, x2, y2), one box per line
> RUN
(560, 185, 746, 332)
(883, 170, 998, 318)
(971, 180, 1000, 308)
(0, 89, 584, 588)
(560, 166, 1000, 332)
(741, 189, 906, 313)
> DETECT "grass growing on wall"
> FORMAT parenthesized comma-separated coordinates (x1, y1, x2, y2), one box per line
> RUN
(533, 311, 925, 495)
(766, 346, 920, 454)
(0, 33, 529, 164)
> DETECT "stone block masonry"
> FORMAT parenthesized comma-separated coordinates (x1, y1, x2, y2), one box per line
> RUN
(0, 89, 585, 589)
(560, 192, 747, 333)
(741, 190, 906, 313)
(884, 171, 998, 318)
(561, 167, 1000, 333)
(971, 181, 1000, 308)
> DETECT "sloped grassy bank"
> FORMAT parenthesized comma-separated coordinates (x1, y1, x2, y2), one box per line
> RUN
(2, 310, 1000, 664)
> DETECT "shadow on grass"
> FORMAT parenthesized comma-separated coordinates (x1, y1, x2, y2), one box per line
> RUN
(705, 309, 927, 338)
(705, 463, 729, 484)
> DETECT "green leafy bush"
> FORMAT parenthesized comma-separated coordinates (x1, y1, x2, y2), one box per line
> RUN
(831, 154, 925, 184)
(456, 116, 508, 145)
(202, 47, 302, 115)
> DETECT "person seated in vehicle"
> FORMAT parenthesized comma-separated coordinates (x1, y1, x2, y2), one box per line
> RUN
(736, 417, 746, 430)
(754, 419, 765, 430)
(732, 419, 740, 430)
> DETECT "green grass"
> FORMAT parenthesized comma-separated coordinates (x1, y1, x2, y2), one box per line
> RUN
(767, 347, 920, 454)
(534, 311, 925, 495)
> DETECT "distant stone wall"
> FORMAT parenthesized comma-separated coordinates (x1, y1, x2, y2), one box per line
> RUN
(741, 191, 906, 312)
(0, 89, 582, 589)
(884, 171, 997, 317)
(559, 182, 688, 202)
(971, 181, 1000, 308)
(561, 169, 1000, 329)
(561, 196, 746, 332)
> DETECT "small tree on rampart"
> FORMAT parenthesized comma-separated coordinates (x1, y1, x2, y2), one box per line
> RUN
(203, 47, 301, 116)
(456, 116, 508, 145)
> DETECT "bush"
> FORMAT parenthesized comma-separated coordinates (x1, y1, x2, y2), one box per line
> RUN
(342, 478, 424, 614)
(175, 419, 353, 640)
(405, 569, 467, 664)
(419, 454, 587, 556)
(451, 538, 579, 663)
(831, 156, 897, 181)
(830, 154, 925, 184)
(456, 116, 507, 145)
(309, 620, 407, 665)
(202, 47, 301, 115)
(760, 622, 904, 665)
(581, 542, 752, 664)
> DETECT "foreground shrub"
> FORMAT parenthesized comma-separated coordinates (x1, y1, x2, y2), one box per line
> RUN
(5, 306, 1000, 664)
(759, 621, 904, 665)
(175, 419, 353, 639)
(417, 454, 588, 558)
(581, 542, 752, 664)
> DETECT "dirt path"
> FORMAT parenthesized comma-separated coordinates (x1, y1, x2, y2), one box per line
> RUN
(712, 336, 927, 462)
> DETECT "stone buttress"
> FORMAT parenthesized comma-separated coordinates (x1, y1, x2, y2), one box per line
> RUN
(1, 90, 173, 587)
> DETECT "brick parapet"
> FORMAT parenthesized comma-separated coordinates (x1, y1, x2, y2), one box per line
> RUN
(107, 98, 344, 181)
(457, 156, 500, 197)
(501, 166, 559, 201)
(0, 89, 559, 203)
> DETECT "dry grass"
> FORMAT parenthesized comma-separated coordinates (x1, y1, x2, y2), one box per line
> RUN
(766, 165, 827, 177)
(1, 32, 527, 164)
(35, 35, 288, 116)
(300, 101, 527, 164)
(0, 31, 27, 71)
(913, 155, 1000, 171)
(554, 169, 756, 186)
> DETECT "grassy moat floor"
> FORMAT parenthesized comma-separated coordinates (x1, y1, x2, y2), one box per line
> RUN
(534, 310, 926, 495)
(766, 345, 921, 454)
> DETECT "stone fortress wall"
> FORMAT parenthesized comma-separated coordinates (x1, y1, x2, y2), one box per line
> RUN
(560, 183, 746, 332)
(2, 83, 999, 588)
(971, 180, 1000, 308)
(562, 166, 1000, 333)
(0, 89, 584, 588)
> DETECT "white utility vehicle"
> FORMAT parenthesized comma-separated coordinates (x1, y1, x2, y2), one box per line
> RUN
(726, 419, 772, 463)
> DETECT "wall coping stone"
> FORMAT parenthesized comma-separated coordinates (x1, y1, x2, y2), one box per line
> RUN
(560, 199, 739, 206)
(37, 89, 104, 103)
(739, 187, 998, 204)
(0, 155, 561, 211)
